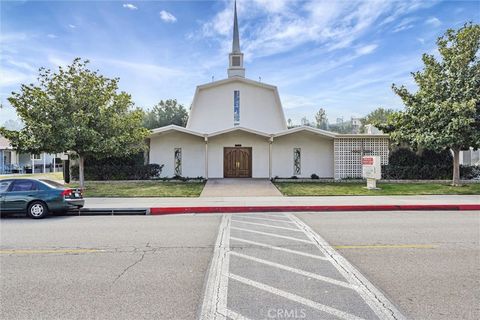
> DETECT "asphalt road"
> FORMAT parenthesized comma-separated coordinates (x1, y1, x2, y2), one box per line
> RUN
(0, 215, 222, 320)
(297, 211, 480, 320)
(1, 211, 479, 320)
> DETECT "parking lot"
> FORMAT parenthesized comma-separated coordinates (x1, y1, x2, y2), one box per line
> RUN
(1, 211, 479, 320)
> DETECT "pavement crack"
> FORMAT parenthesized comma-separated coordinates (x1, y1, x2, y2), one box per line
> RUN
(111, 250, 147, 285)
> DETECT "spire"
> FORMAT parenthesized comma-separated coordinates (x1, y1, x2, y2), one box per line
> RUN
(232, 0, 240, 53)
(228, 0, 245, 78)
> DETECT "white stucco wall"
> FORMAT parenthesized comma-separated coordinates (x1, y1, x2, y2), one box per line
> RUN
(272, 132, 334, 178)
(149, 132, 205, 178)
(207, 131, 270, 178)
(187, 79, 287, 134)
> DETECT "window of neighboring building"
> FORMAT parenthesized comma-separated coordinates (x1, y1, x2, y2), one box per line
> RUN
(293, 148, 301, 175)
(174, 148, 182, 176)
(31, 154, 42, 160)
(234, 90, 240, 126)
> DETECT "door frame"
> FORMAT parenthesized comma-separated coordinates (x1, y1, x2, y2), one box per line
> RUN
(223, 147, 252, 178)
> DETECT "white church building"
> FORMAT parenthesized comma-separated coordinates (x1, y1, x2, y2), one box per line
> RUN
(148, 3, 389, 180)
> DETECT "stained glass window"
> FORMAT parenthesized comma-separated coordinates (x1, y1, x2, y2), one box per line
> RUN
(234, 90, 240, 126)
(293, 148, 301, 175)
(174, 148, 182, 176)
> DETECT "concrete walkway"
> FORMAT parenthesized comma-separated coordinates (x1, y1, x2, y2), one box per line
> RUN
(200, 178, 282, 197)
(84, 195, 480, 209)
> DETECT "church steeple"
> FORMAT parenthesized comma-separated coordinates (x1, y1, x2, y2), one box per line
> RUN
(228, 0, 245, 78)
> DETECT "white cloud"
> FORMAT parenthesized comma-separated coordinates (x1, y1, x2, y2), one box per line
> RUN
(68, 24, 76, 28)
(355, 44, 378, 55)
(47, 34, 57, 39)
(200, 0, 435, 60)
(392, 17, 416, 33)
(123, 3, 138, 10)
(425, 17, 441, 27)
(159, 10, 177, 23)
(0, 68, 35, 86)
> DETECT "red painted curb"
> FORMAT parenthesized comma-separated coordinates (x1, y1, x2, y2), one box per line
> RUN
(150, 204, 480, 215)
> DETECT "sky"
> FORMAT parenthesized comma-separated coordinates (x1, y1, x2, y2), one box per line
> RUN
(1, 0, 479, 126)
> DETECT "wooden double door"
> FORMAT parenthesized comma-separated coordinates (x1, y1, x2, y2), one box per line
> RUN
(224, 147, 252, 178)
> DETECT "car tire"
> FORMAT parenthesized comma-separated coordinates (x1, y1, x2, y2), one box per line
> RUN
(27, 201, 49, 219)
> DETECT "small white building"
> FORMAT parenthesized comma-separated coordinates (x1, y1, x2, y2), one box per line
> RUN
(148, 3, 389, 179)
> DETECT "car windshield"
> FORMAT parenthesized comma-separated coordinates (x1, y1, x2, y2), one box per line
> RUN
(0, 180, 12, 192)
(39, 179, 65, 188)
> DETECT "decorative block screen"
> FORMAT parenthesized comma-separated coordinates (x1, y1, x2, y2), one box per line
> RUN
(174, 148, 182, 176)
(293, 148, 301, 175)
(334, 137, 389, 179)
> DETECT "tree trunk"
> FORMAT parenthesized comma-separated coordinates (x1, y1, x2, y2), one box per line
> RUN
(452, 148, 461, 186)
(78, 155, 85, 188)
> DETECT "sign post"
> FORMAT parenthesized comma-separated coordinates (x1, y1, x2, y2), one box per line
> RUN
(362, 156, 381, 189)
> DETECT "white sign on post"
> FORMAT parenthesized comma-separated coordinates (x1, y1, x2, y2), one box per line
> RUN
(362, 156, 381, 189)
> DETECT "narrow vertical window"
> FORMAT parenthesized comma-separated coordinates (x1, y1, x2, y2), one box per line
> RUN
(293, 148, 301, 175)
(174, 148, 182, 176)
(233, 90, 240, 126)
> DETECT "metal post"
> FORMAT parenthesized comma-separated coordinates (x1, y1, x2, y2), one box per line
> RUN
(43, 152, 46, 173)
(53, 155, 56, 173)
(32, 156, 34, 174)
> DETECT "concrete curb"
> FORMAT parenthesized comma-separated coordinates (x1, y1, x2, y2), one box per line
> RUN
(150, 204, 480, 215)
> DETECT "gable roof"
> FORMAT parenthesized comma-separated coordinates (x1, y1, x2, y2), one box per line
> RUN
(150, 125, 205, 138)
(273, 126, 337, 139)
(208, 126, 272, 138)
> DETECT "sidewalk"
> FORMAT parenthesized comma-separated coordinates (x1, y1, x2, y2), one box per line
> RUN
(84, 194, 480, 210)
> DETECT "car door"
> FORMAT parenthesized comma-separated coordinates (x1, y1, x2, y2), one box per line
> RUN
(3, 180, 40, 212)
(0, 180, 13, 212)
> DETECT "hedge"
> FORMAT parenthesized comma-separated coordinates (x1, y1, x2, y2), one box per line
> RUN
(71, 164, 163, 181)
(382, 165, 479, 180)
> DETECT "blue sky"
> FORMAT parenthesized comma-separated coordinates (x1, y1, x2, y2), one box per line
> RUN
(1, 0, 479, 126)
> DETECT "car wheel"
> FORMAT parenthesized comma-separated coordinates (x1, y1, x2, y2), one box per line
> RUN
(27, 201, 48, 219)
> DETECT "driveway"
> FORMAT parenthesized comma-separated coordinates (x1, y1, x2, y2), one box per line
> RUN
(200, 178, 282, 197)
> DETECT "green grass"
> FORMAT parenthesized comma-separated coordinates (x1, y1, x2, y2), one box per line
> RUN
(0, 172, 64, 180)
(274, 182, 480, 196)
(68, 181, 205, 197)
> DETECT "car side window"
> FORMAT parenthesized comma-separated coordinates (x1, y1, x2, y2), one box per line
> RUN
(10, 180, 38, 192)
(0, 181, 12, 193)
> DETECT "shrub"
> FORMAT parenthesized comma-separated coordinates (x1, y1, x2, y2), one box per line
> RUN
(389, 148, 419, 166)
(382, 148, 475, 180)
(71, 164, 163, 181)
(311, 173, 320, 179)
(382, 164, 478, 180)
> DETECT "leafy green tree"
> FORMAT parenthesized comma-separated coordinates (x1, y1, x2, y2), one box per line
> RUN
(315, 108, 328, 130)
(360, 107, 395, 132)
(0, 58, 149, 187)
(379, 23, 480, 185)
(143, 99, 188, 129)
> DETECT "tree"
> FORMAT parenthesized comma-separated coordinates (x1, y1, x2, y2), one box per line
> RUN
(143, 99, 188, 129)
(0, 58, 149, 187)
(314, 108, 328, 130)
(300, 116, 311, 126)
(379, 23, 480, 185)
(287, 118, 293, 128)
(361, 107, 395, 132)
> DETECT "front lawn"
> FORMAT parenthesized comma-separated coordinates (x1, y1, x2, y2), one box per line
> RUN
(274, 182, 480, 196)
(68, 181, 205, 197)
